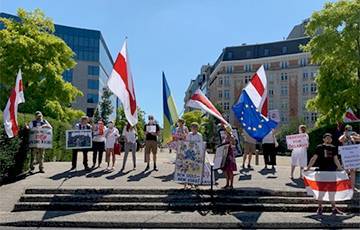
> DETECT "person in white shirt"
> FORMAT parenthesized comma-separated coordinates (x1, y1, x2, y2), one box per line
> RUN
(105, 121, 119, 171)
(186, 122, 203, 143)
(92, 119, 106, 168)
(262, 129, 277, 170)
(290, 125, 308, 179)
(29, 111, 52, 173)
(121, 122, 137, 171)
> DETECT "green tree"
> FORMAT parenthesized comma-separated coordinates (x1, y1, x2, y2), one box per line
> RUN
(115, 107, 146, 141)
(302, 0, 360, 126)
(99, 87, 113, 123)
(182, 110, 209, 135)
(0, 8, 83, 122)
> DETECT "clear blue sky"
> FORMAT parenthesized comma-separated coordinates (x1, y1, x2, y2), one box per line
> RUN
(1, 0, 332, 124)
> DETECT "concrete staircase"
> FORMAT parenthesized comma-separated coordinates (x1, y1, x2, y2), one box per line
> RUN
(2, 187, 359, 228)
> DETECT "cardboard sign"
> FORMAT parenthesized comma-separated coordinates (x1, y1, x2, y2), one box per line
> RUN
(339, 144, 360, 170)
(146, 125, 156, 133)
(29, 127, 53, 149)
(174, 141, 205, 185)
(286, 133, 309, 149)
(219, 128, 242, 157)
(66, 130, 92, 149)
(213, 144, 229, 170)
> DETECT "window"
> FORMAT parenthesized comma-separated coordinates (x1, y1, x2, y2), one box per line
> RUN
(244, 64, 252, 72)
(310, 83, 317, 93)
(303, 72, 309, 81)
(226, 65, 233, 73)
(227, 52, 233, 59)
(268, 89, 274, 96)
(311, 72, 317, 79)
(218, 77, 223, 86)
(224, 90, 230, 99)
(223, 102, 230, 111)
(62, 69, 73, 82)
(281, 61, 289, 69)
(280, 72, 288, 81)
(218, 90, 223, 99)
(281, 85, 288, 96)
(224, 76, 230, 86)
(246, 50, 252, 58)
(264, 49, 269, 56)
(244, 75, 251, 84)
(88, 80, 99, 89)
(303, 84, 309, 94)
(282, 46, 288, 54)
(300, 58, 307, 66)
(88, 65, 99, 75)
(311, 113, 317, 122)
(281, 102, 288, 109)
(87, 94, 99, 103)
(86, 108, 95, 117)
(263, 63, 270, 70)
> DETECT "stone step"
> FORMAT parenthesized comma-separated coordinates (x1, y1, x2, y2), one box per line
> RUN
(13, 201, 359, 212)
(18, 194, 359, 205)
(1, 211, 359, 229)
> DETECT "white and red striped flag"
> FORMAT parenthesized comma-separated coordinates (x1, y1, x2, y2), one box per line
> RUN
(186, 89, 229, 125)
(343, 108, 360, 123)
(3, 69, 25, 138)
(303, 171, 353, 201)
(107, 39, 138, 126)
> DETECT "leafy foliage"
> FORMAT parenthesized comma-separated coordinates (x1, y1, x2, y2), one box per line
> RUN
(302, 0, 360, 126)
(115, 107, 146, 141)
(0, 8, 83, 122)
(182, 110, 209, 135)
(99, 87, 113, 124)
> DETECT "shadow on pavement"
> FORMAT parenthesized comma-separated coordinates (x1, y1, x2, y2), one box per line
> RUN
(127, 170, 152, 182)
(86, 169, 112, 178)
(285, 178, 305, 189)
(305, 213, 355, 224)
(105, 170, 131, 180)
(154, 171, 174, 182)
(49, 169, 88, 181)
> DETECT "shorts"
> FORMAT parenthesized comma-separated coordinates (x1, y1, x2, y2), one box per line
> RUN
(144, 140, 158, 162)
(244, 142, 256, 154)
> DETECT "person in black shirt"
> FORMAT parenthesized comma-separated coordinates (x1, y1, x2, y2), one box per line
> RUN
(71, 116, 92, 171)
(306, 133, 343, 215)
(144, 115, 160, 171)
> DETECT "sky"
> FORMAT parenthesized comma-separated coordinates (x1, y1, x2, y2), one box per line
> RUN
(0, 0, 333, 124)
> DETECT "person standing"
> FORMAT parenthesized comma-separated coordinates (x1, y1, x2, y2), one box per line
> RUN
(262, 129, 277, 170)
(305, 133, 343, 215)
(121, 122, 137, 171)
(91, 119, 106, 168)
(339, 125, 360, 191)
(290, 125, 309, 179)
(29, 111, 52, 173)
(144, 115, 160, 171)
(174, 118, 189, 141)
(222, 126, 237, 189)
(71, 116, 92, 171)
(242, 131, 256, 169)
(105, 121, 119, 171)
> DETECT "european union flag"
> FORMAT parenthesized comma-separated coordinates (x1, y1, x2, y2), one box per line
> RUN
(232, 91, 277, 142)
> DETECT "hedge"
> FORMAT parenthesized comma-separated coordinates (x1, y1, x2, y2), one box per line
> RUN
(0, 111, 72, 180)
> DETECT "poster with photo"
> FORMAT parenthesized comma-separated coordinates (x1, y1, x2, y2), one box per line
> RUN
(218, 128, 243, 157)
(29, 127, 53, 149)
(66, 130, 92, 149)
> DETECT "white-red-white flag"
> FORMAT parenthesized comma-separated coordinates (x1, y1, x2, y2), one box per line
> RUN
(107, 40, 138, 126)
(3, 69, 25, 138)
(343, 108, 360, 123)
(186, 89, 229, 125)
(303, 171, 353, 202)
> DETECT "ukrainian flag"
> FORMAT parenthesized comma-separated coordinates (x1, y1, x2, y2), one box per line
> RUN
(162, 72, 179, 144)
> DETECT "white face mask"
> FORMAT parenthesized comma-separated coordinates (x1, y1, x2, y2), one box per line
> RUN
(108, 123, 114, 128)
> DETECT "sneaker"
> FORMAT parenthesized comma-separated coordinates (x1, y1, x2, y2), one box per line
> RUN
(154, 167, 158, 171)
(145, 165, 150, 171)
(332, 208, 343, 215)
(316, 207, 323, 215)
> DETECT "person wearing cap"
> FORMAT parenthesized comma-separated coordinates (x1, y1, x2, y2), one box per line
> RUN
(29, 111, 52, 173)
(91, 119, 106, 168)
(339, 125, 360, 190)
(144, 115, 160, 171)
(71, 116, 92, 171)
(305, 133, 343, 215)
(222, 126, 237, 189)
(290, 125, 309, 179)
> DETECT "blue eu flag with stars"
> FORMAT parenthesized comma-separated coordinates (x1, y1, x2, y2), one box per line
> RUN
(232, 91, 278, 142)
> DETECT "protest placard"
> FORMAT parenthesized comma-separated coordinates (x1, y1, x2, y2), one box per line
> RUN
(286, 133, 309, 149)
(66, 130, 92, 149)
(339, 144, 360, 170)
(29, 127, 53, 149)
(213, 144, 229, 170)
(219, 128, 242, 157)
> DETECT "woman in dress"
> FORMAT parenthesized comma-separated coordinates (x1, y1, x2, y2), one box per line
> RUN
(290, 125, 308, 179)
(222, 126, 237, 189)
(105, 121, 120, 171)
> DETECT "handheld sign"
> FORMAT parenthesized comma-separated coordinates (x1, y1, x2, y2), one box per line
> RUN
(286, 133, 309, 150)
(339, 144, 360, 170)
(29, 127, 53, 149)
(213, 144, 229, 170)
(66, 130, 92, 149)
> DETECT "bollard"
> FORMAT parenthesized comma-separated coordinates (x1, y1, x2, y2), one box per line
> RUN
(255, 149, 259, 165)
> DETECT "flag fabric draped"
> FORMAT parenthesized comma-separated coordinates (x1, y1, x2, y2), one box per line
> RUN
(303, 171, 353, 202)
(344, 108, 360, 123)
(107, 39, 138, 126)
(186, 89, 229, 125)
(3, 69, 25, 138)
(232, 65, 277, 141)
(162, 72, 179, 144)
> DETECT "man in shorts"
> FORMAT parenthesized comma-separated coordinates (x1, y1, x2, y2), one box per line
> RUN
(144, 115, 160, 171)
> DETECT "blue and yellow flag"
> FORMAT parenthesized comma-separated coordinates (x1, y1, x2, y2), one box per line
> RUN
(162, 72, 179, 144)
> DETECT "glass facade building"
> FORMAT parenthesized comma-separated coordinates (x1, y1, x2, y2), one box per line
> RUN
(0, 12, 119, 120)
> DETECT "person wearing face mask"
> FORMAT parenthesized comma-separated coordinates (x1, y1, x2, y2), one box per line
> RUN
(290, 125, 309, 179)
(339, 125, 360, 191)
(144, 115, 160, 171)
(71, 116, 92, 171)
(91, 119, 106, 168)
(105, 121, 120, 171)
